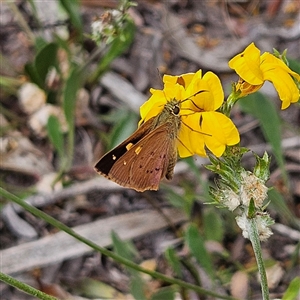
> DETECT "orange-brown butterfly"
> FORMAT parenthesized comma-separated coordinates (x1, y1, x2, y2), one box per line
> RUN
(94, 90, 204, 192)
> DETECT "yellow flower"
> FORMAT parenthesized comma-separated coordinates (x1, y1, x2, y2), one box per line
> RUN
(229, 42, 300, 109)
(139, 70, 240, 158)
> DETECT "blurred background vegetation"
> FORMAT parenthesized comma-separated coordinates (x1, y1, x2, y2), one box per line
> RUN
(0, 0, 299, 299)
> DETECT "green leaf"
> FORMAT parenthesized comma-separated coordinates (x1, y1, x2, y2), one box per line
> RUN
(100, 20, 135, 72)
(62, 67, 83, 170)
(247, 198, 256, 218)
(35, 42, 58, 85)
(162, 186, 187, 211)
(185, 223, 214, 279)
(63, 67, 82, 126)
(165, 247, 182, 278)
(34, 36, 48, 52)
(287, 58, 300, 74)
(24, 62, 42, 88)
(77, 278, 122, 298)
(253, 151, 271, 182)
(59, 0, 82, 38)
(130, 276, 147, 300)
(203, 209, 224, 242)
(268, 189, 297, 226)
(89, 20, 135, 83)
(54, 34, 72, 59)
(150, 287, 175, 300)
(291, 242, 300, 268)
(183, 156, 202, 181)
(25, 42, 58, 89)
(181, 157, 209, 200)
(108, 110, 138, 149)
(47, 115, 64, 159)
(0, 76, 22, 95)
(27, 0, 40, 28)
(239, 92, 287, 182)
(111, 231, 139, 263)
(282, 276, 300, 300)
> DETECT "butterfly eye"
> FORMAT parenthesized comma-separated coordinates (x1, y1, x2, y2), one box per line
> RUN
(173, 105, 180, 115)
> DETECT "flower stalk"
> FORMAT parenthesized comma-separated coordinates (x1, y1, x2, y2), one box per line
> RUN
(208, 71, 278, 298)
(208, 149, 273, 300)
(0, 272, 58, 300)
(247, 217, 270, 300)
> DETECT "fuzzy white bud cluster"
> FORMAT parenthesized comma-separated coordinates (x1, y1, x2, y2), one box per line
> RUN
(240, 171, 268, 208)
(236, 213, 273, 241)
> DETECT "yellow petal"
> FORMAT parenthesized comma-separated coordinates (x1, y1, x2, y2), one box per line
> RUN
(184, 70, 202, 97)
(177, 117, 199, 157)
(236, 79, 263, 97)
(164, 72, 196, 88)
(178, 114, 207, 157)
(189, 131, 207, 157)
(201, 112, 240, 156)
(206, 139, 226, 157)
(183, 71, 201, 89)
(164, 82, 185, 101)
(260, 53, 300, 109)
(262, 66, 300, 109)
(183, 71, 224, 112)
(139, 89, 166, 124)
(139, 80, 186, 124)
(201, 72, 224, 110)
(228, 42, 264, 85)
(261, 53, 300, 81)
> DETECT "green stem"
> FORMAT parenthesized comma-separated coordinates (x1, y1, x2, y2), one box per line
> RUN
(0, 188, 236, 300)
(78, 43, 106, 76)
(0, 272, 58, 300)
(221, 90, 241, 117)
(247, 217, 270, 300)
(66, 122, 75, 171)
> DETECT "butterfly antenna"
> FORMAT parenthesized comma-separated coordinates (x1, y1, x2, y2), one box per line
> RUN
(180, 109, 198, 116)
(180, 90, 208, 110)
(156, 68, 164, 87)
(181, 119, 211, 137)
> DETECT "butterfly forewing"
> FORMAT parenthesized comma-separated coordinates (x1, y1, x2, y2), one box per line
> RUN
(94, 118, 154, 176)
(110, 124, 175, 191)
(94, 98, 182, 192)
